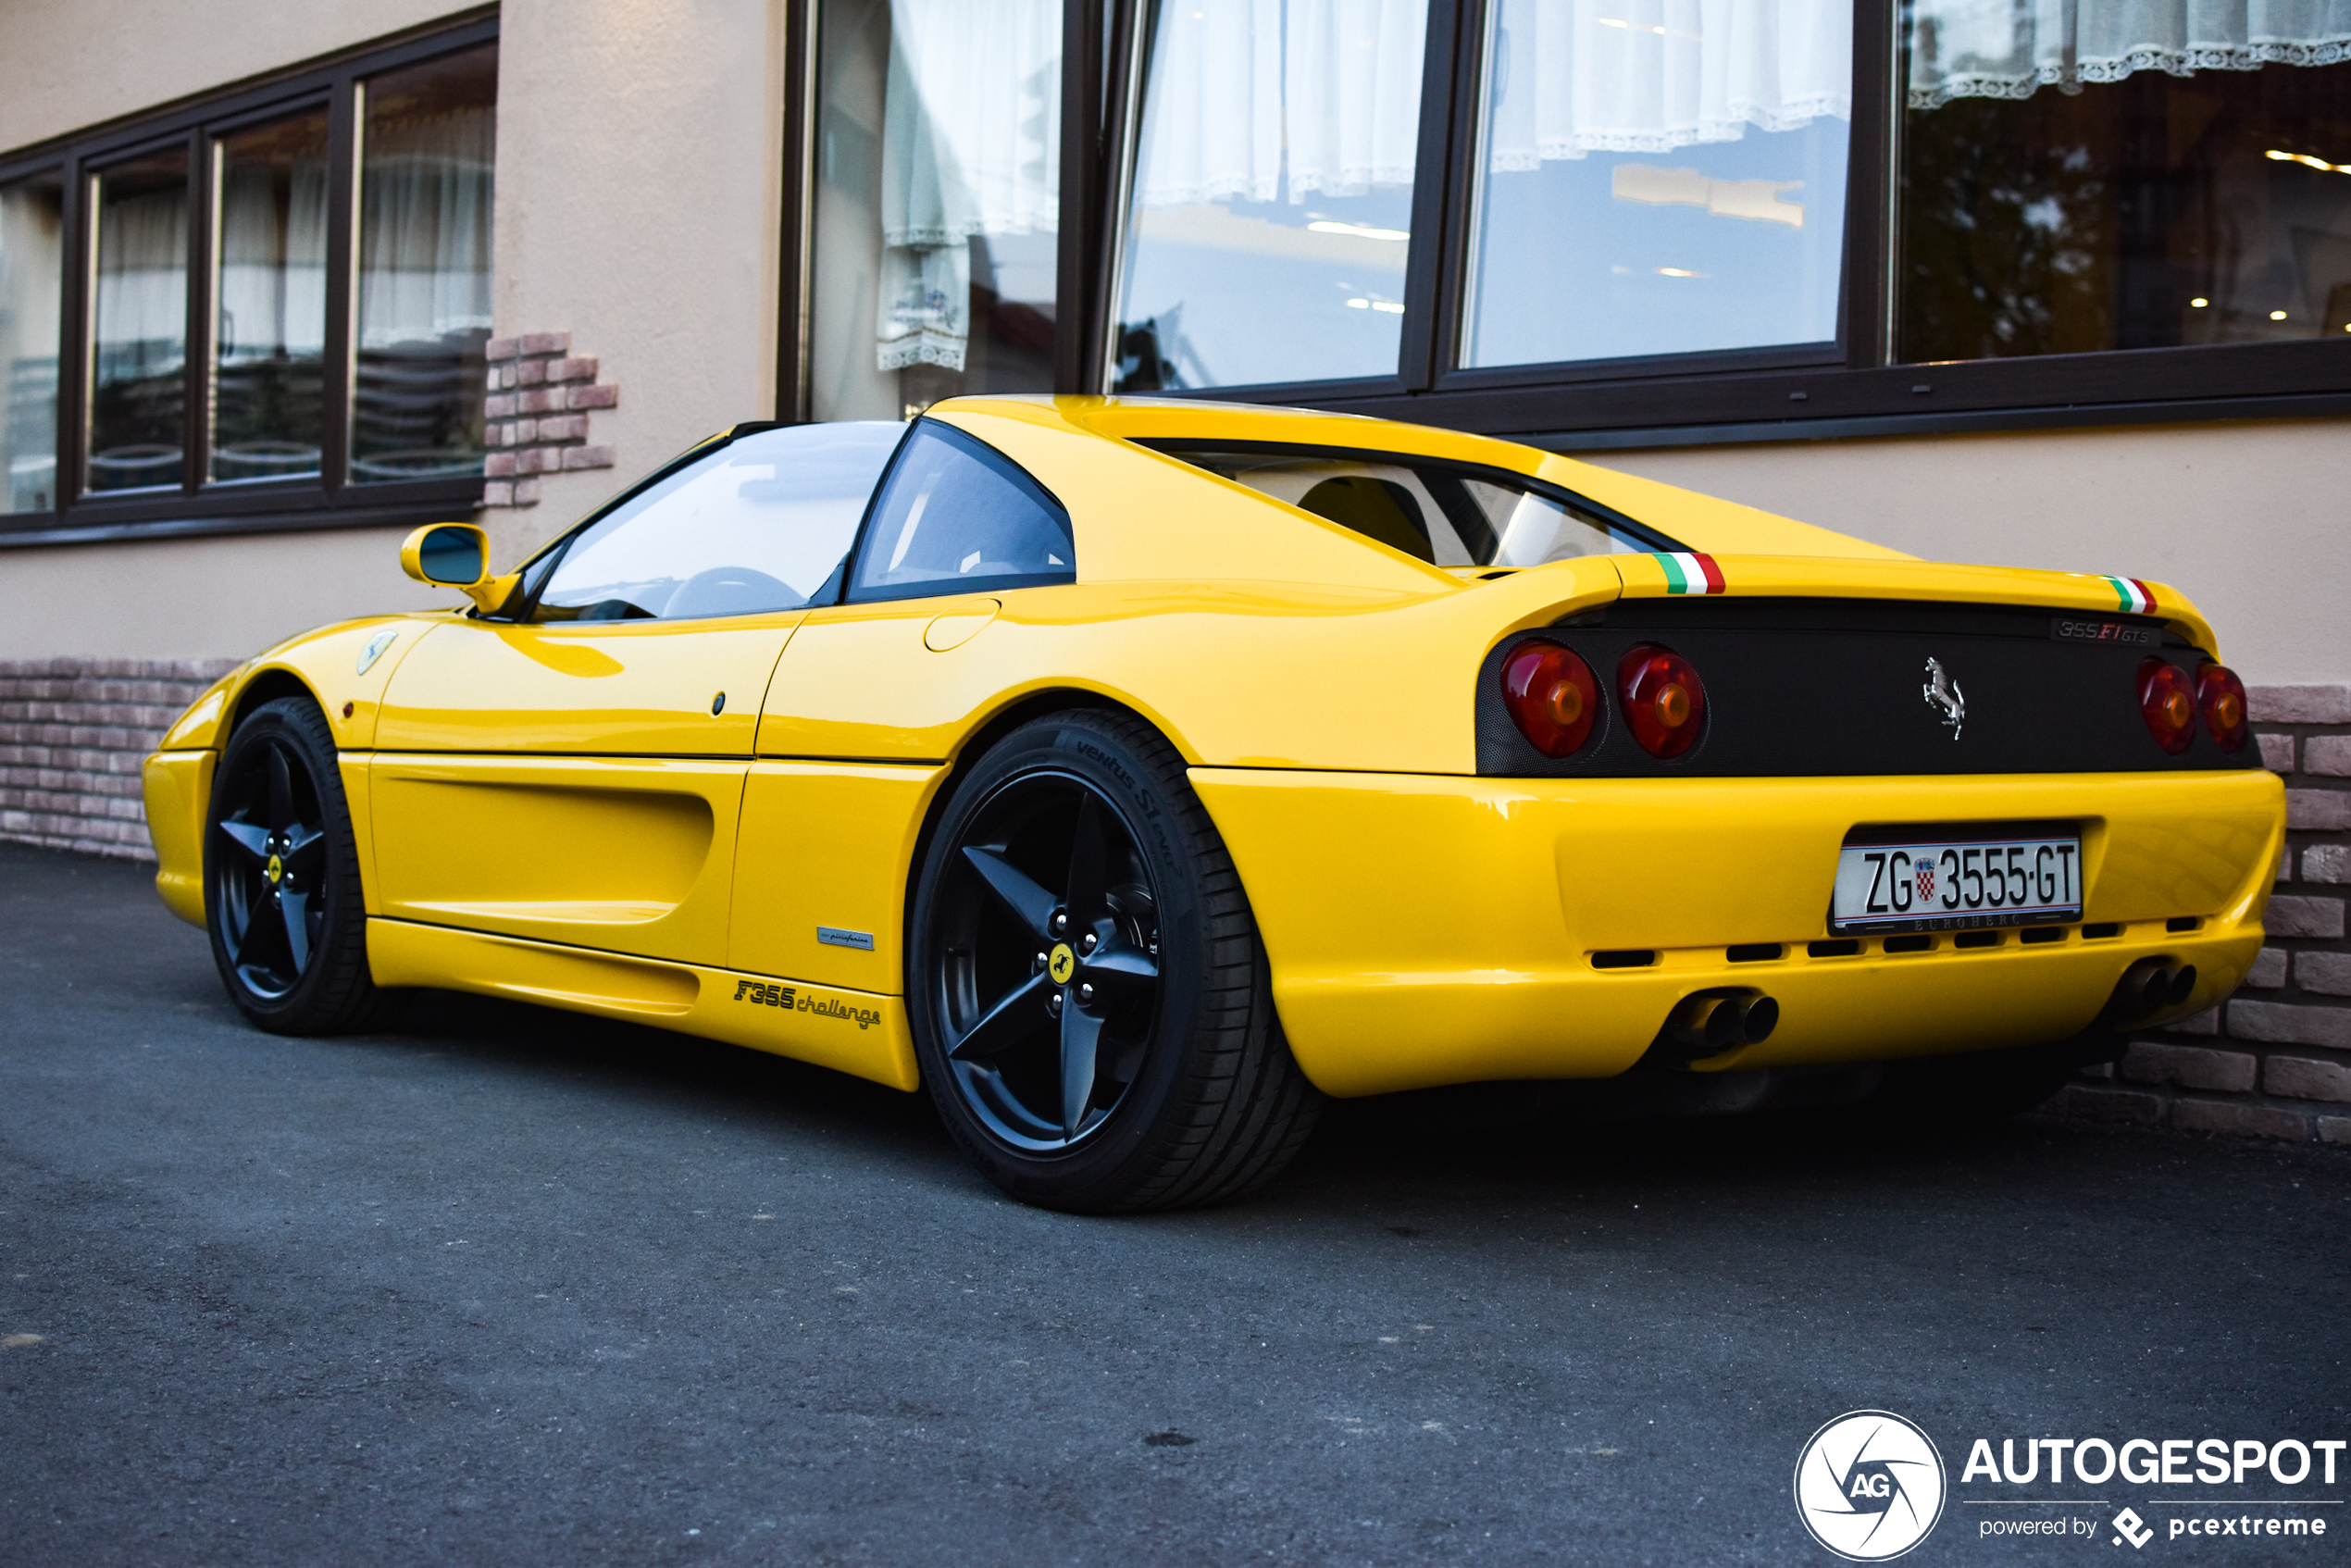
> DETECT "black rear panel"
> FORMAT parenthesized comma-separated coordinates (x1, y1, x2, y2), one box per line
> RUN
(1474, 597, 2258, 778)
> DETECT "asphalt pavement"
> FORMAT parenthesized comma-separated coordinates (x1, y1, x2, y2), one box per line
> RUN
(4, 840, 2347, 1566)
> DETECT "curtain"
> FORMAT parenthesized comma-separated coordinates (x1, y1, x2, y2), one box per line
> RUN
(218, 162, 329, 362)
(358, 106, 493, 351)
(1130, 0, 1428, 207)
(1909, 0, 2351, 108)
(1483, 0, 1851, 167)
(877, 0, 1063, 370)
(93, 185, 186, 367)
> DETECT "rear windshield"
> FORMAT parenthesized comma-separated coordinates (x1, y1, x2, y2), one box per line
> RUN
(1139, 441, 1676, 568)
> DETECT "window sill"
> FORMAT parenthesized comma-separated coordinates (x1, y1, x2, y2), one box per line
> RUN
(0, 479, 484, 549)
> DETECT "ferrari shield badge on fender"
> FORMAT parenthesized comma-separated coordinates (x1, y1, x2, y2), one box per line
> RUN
(1922, 656, 1964, 740)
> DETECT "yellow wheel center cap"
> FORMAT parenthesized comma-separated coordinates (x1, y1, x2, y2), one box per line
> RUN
(1048, 943, 1076, 984)
(265, 852, 284, 887)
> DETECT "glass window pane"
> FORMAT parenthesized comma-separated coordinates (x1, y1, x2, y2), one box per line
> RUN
(1900, 4, 2351, 358)
(0, 171, 64, 514)
(810, 0, 1063, 421)
(1113, 0, 1430, 392)
(847, 419, 1073, 601)
(355, 43, 495, 483)
(537, 422, 905, 621)
(89, 149, 189, 493)
(1459, 0, 1851, 370)
(212, 111, 330, 484)
(1140, 442, 1663, 563)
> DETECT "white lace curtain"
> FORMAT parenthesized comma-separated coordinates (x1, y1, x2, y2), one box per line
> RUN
(1483, 0, 1851, 167)
(357, 106, 494, 352)
(92, 184, 187, 363)
(219, 162, 329, 363)
(1909, 0, 2351, 108)
(1132, 0, 1430, 206)
(877, 0, 1063, 370)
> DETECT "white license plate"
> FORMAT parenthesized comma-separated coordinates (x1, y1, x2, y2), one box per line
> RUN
(1831, 833, 2083, 933)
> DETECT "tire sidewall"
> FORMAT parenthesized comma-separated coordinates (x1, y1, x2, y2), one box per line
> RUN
(205, 696, 366, 1030)
(909, 712, 1221, 1207)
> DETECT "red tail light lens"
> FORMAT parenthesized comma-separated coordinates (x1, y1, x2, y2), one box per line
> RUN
(2138, 658, 2196, 754)
(1500, 641, 1600, 757)
(1619, 643, 1706, 758)
(2197, 662, 2248, 752)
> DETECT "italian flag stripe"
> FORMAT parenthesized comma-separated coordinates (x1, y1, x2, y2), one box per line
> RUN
(2104, 575, 2156, 614)
(1656, 552, 1726, 594)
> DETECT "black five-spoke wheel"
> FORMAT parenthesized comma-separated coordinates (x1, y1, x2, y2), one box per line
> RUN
(205, 696, 380, 1033)
(938, 775, 1163, 1150)
(909, 709, 1322, 1212)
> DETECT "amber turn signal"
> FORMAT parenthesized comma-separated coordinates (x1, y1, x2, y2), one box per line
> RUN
(2197, 662, 2248, 752)
(2138, 657, 2196, 754)
(1619, 643, 1706, 758)
(1500, 640, 1600, 757)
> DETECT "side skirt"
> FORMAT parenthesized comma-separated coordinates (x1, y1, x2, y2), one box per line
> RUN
(366, 917, 919, 1090)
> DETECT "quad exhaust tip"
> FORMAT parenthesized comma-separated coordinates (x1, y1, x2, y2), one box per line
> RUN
(1666, 990, 1779, 1058)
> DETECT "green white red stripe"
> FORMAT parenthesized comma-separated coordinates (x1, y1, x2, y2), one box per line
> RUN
(2103, 575, 2157, 614)
(1654, 552, 1725, 594)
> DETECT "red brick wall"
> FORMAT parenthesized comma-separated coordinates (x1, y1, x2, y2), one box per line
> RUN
(0, 659, 238, 860)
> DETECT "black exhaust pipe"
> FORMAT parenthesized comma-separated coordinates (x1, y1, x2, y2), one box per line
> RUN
(2105, 957, 2195, 1023)
(1665, 990, 1779, 1059)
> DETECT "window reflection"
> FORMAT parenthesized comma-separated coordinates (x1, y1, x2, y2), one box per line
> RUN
(1901, 1, 2351, 358)
(355, 44, 495, 483)
(88, 149, 189, 493)
(810, 0, 1063, 421)
(0, 171, 64, 513)
(1460, 0, 1851, 369)
(1112, 0, 1429, 391)
(212, 111, 330, 484)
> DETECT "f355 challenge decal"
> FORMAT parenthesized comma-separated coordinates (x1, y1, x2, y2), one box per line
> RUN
(732, 977, 882, 1031)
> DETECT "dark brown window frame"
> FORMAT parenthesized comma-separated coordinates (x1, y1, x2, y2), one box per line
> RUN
(777, 0, 2351, 445)
(0, 9, 498, 550)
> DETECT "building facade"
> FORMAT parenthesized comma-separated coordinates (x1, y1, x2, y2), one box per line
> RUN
(3, 0, 2348, 1138)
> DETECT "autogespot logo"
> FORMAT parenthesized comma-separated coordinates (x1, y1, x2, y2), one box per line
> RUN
(1795, 1410, 1950, 1561)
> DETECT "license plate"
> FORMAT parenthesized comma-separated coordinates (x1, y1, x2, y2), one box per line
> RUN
(1831, 832, 2082, 933)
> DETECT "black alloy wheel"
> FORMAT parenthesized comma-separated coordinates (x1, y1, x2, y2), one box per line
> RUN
(205, 696, 381, 1034)
(909, 709, 1323, 1213)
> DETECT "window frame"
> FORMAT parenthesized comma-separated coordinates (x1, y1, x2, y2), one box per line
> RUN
(776, 0, 2351, 447)
(0, 10, 497, 549)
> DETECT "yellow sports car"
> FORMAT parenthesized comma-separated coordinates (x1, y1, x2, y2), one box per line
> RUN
(143, 397, 2283, 1211)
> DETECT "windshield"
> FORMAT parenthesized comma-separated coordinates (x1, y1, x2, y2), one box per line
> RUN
(1139, 442, 1674, 568)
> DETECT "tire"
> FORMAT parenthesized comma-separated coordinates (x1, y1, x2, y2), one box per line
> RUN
(906, 709, 1322, 1213)
(205, 695, 382, 1035)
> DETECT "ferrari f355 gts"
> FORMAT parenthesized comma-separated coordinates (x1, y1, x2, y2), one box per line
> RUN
(143, 396, 2283, 1210)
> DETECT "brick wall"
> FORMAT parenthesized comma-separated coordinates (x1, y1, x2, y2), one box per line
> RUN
(480, 330, 619, 507)
(2058, 684, 2351, 1146)
(0, 659, 238, 861)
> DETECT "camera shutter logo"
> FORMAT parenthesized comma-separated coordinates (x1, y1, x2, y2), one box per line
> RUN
(1794, 1410, 1947, 1561)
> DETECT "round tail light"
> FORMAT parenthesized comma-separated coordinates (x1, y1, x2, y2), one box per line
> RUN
(1619, 643, 1706, 758)
(2197, 662, 2248, 752)
(1500, 640, 1600, 757)
(2137, 658, 2196, 754)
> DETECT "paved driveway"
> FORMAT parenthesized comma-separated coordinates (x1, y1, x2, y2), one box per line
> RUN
(3, 841, 2346, 1565)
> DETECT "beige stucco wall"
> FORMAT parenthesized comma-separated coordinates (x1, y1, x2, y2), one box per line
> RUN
(1586, 417, 2351, 687)
(0, 0, 478, 153)
(479, 0, 790, 568)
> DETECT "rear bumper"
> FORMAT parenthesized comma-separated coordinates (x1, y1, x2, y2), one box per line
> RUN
(1193, 767, 2283, 1097)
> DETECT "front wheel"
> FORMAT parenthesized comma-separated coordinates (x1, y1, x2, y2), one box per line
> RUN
(907, 709, 1322, 1212)
(205, 695, 381, 1034)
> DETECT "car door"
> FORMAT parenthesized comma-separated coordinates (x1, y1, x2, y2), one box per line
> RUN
(370, 421, 906, 966)
(731, 417, 1077, 993)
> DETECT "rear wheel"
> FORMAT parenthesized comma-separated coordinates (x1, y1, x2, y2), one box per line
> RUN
(205, 695, 381, 1034)
(907, 710, 1321, 1212)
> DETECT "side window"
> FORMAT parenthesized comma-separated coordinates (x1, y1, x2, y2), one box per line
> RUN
(846, 419, 1075, 603)
(533, 421, 905, 621)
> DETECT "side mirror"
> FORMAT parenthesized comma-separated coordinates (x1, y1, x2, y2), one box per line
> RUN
(400, 522, 517, 615)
